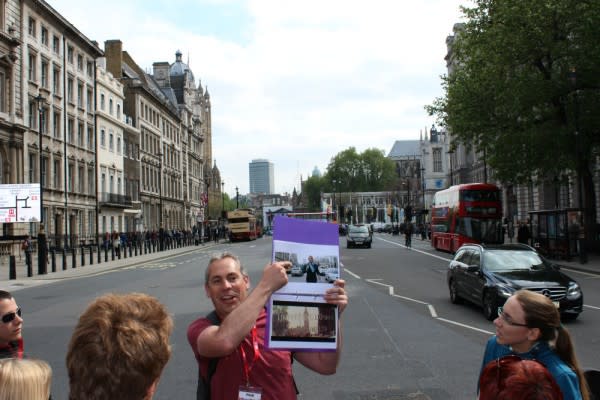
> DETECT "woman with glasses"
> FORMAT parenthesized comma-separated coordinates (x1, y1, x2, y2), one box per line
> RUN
(0, 291, 23, 360)
(0, 358, 52, 400)
(479, 356, 563, 399)
(479, 290, 589, 400)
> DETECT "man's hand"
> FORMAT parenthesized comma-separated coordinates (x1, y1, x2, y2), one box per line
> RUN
(259, 261, 290, 293)
(324, 279, 348, 315)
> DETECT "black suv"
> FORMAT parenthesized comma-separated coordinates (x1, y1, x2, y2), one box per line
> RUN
(346, 224, 372, 248)
(447, 243, 583, 321)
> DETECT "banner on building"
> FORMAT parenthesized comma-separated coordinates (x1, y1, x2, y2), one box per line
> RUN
(0, 184, 41, 223)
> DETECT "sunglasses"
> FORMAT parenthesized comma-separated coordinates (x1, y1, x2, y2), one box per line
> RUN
(1, 307, 22, 324)
(497, 306, 528, 327)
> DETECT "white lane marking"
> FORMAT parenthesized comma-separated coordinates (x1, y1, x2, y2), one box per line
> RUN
(344, 268, 361, 280)
(376, 236, 451, 262)
(584, 304, 600, 310)
(428, 305, 438, 318)
(561, 268, 600, 278)
(436, 317, 494, 335)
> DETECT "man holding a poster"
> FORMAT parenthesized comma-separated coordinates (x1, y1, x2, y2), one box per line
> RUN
(187, 252, 347, 400)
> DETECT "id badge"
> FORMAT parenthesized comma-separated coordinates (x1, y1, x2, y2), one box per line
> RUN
(238, 386, 262, 399)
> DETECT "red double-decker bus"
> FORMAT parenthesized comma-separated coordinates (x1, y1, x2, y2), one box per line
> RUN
(431, 183, 503, 253)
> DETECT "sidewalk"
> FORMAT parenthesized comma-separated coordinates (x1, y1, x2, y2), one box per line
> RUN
(553, 252, 600, 276)
(0, 240, 223, 292)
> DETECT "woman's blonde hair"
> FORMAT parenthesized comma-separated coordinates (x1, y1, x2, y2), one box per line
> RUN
(0, 358, 52, 400)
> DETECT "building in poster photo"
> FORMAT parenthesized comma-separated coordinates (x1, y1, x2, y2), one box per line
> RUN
(271, 301, 336, 341)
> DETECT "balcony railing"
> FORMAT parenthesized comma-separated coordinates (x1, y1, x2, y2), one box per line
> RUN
(99, 192, 133, 208)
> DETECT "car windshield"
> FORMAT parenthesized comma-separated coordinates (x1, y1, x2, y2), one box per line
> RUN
(349, 225, 368, 233)
(483, 250, 546, 271)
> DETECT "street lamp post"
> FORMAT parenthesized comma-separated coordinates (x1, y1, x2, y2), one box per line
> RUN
(420, 166, 426, 211)
(568, 67, 587, 264)
(447, 149, 455, 187)
(35, 94, 47, 275)
(158, 151, 163, 251)
(221, 181, 225, 216)
(332, 179, 337, 221)
(235, 186, 239, 209)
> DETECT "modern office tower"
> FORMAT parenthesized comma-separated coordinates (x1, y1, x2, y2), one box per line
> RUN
(249, 159, 274, 194)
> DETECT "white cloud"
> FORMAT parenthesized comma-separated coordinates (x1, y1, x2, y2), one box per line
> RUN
(48, 0, 467, 195)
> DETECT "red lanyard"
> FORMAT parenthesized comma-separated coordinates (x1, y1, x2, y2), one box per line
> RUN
(240, 326, 260, 385)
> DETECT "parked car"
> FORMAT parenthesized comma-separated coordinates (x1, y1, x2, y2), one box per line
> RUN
(325, 269, 339, 283)
(372, 222, 386, 233)
(291, 264, 303, 276)
(346, 224, 372, 248)
(447, 243, 583, 321)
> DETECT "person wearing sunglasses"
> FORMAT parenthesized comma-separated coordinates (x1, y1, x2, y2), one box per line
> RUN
(479, 290, 590, 400)
(479, 355, 563, 399)
(0, 291, 23, 360)
(0, 358, 52, 400)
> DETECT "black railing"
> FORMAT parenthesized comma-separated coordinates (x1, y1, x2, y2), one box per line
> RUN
(99, 192, 133, 208)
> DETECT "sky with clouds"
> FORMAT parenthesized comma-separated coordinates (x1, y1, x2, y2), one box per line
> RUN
(48, 0, 468, 196)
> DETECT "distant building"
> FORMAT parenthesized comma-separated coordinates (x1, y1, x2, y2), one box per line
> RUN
(311, 166, 321, 177)
(249, 159, 274, 194)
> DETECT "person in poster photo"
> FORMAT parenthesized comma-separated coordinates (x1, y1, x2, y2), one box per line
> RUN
(187, 252, 348, 400)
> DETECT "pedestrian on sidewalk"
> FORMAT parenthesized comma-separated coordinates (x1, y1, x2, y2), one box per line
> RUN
(0, 290, 24, 359)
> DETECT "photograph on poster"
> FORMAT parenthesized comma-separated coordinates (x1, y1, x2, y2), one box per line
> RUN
(267, 296, 337, 350)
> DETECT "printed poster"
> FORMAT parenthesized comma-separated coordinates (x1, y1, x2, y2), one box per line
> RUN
(266, 216, 340, 350)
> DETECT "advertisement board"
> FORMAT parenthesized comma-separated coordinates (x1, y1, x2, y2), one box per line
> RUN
(0, 184, 41, 223)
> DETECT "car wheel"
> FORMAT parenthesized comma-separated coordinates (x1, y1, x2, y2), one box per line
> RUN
(483, 291, 498, 321)
(561, 313, 579, 321)
(346, 242, 350, 249)
(367, 242, 372, 248)
(449, 280, 462, 304)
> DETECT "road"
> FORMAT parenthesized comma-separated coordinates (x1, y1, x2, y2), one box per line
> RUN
(17, 233, 600, 399)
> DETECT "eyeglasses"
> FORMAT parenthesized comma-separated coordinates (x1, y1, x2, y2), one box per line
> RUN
(497, 306, 528, 327)
(1, 307, 22, 324)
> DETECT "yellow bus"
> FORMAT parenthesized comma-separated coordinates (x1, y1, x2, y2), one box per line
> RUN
(227, 208, 258, 241)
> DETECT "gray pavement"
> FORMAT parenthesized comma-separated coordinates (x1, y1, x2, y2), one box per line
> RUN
(0, 241, 223, 292)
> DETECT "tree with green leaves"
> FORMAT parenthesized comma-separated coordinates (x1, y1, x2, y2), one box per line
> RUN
(324, 147, 396, 192)
(427, 0, 600, 241)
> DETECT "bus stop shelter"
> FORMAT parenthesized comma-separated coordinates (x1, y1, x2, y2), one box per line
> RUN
(529, 208, 584, 261)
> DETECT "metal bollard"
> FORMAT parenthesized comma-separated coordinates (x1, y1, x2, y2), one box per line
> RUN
(62, 249, 67, 270)
(72, 249, 76, 268)
(51, 250, 56, 272)
(129, 243, 132, 258)
(90, 247, 93, 265)
(105, 247, 108, 262)
(81, 247, 85, 266)
(9, 255, 16, 280)
(26, 252, 32, 277)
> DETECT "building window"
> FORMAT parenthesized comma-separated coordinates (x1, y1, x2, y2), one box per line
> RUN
(101, 172, 106, 193)
(77, 54, 83, 71)
(53, 111, 60, 138)
(109, 98, 113, 115)
(28, 17, 36, 37)
(87, 127, 94, 150)
(68, 164, 74, 191)
(100, 93, 105, 110)
(117, 104, 121, 119)
(67, 45, 74, 64)
(28, 153, 35, 183)
(100, 128, 105, 147)
(78, 166, 84, 192)
(67, 77, 74, 103)
(0, 69, 6, 113)
(87, 88, 92, 110)
(41, 59, 49, 88)
(116, 136, 121, 154)
(88, 210, 94, 235)
(28, 51, 37, 81)
(77, 122, 84, 147)
(77, 83, 83, 107)
(67, 118, 74, 143)
(52, 66, 60, 94)
(433, 148, 442, 173)
(52, 35, 60, 53)
(53, 159, 61, 189)
(88, 168, 94, 195)
(109, 132, 114, 151)
(41, 26, 48, 46)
